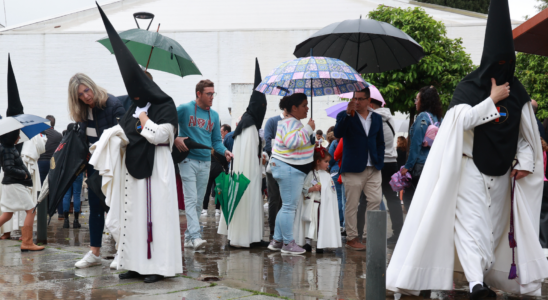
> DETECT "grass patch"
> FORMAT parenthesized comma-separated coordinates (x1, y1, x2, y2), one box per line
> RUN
(240, 288, 292, 300)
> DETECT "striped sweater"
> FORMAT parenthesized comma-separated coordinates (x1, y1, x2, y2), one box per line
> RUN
(272, 117, 314, 165)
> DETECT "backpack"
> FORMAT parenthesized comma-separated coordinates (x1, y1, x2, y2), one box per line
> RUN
(422, 113, 439, 147)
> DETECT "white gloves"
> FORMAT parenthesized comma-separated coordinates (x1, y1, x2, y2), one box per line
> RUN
(133, 102, 152, 118)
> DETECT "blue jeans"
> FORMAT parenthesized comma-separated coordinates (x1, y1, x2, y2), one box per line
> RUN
(87, 164, 105, 247)
(63, 172, 83, 213)
(332, 175, 345, 228)
(180, 158, 211, 241)
(271, 158, 306, 244)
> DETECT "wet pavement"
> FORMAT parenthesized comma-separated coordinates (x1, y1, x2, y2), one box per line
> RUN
(0, 198, 547, 299)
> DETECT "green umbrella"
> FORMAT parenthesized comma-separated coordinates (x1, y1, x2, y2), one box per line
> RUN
(97, 28, 201, 78)
(215, 171, 251, 227)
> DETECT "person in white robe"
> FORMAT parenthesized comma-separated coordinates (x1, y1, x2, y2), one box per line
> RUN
(0, 133, 46, 239)
(94, 3, 183, 283)
(293, 148, 341, 252)
(217, 58, 267, 248)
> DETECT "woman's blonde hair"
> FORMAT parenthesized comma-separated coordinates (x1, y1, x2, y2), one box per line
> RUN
(68, 73, 109, 122)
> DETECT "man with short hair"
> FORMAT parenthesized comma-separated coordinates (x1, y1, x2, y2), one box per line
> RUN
(39, 115, 63, 218)
(176, 79, 232, 250)
(220, 124, 231, 140)
(334, 87, 385, 251)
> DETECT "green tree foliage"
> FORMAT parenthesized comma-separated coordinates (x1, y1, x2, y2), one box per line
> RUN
(415, 0, 490, 14)
(364, 6, 475, 122)
(536, 0, 548, 11)
(516, 52, 548, 120)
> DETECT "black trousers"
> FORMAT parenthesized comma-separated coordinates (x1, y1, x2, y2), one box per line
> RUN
(540, 181, 548, 249)
(402, 174, 420, 213)
(203, 162, 223, 210)
(382, 162, 404, 236)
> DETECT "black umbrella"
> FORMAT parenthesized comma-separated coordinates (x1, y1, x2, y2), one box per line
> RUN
(294, 17, 425, 73)
(172, 138, 211, 164)
(47, 123, 89, 220)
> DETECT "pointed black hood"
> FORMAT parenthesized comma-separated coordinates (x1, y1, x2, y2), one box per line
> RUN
(97, 2, 178, 179)
(7, 54, 24, 117)
(448, 0, 530, 176)
(233, 58, 267, 139)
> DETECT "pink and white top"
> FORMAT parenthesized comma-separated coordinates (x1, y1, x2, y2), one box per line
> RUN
(272, 117, 314, 165)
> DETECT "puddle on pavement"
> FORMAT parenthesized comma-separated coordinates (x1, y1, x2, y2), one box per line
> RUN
(28, 200, 548, 299)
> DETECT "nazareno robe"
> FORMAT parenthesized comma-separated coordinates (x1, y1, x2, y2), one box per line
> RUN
(386, 100, 548, 295)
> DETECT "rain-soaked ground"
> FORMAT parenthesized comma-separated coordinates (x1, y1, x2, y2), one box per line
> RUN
(0, 198, 547, 299)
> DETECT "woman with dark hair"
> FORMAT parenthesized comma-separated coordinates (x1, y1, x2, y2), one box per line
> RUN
(396, 136, 408, 168)
(400, 86, 442, 211)
(267, 93, 315, 255)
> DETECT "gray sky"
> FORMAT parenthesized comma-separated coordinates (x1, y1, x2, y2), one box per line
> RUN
(0, 0, 542, 27)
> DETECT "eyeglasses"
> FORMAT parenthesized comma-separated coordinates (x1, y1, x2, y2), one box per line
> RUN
(78, 88, 92, 98)
(352, 97, 369, 101)
(204, 92, 217, 98)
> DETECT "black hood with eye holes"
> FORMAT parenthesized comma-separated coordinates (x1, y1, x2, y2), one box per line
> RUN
(448, 0, 530, 176)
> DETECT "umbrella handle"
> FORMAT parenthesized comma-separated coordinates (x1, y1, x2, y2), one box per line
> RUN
(145, 24, 161, 71)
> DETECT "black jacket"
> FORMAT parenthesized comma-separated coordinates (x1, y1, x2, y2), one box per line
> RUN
(0, 145, 32, 186)
(78, 94, 125, 141)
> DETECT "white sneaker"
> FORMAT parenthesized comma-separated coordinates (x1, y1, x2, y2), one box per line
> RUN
(109, 254, 118, 269)
(179, 209, 185, 216)
(193, 238, 206, 250)
(75, 251, 102, 269)
(201, 209, 208, 216)
(215, 209, 220, 216)
(184, 239, 193, 248)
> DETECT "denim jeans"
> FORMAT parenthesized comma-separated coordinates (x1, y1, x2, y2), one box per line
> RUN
(332, 174, 345, 228)
(271, 158, 306, 244)
(63, 172, 83, 213)
(180, 158, 211, 241)
(87, 164, 105, 247)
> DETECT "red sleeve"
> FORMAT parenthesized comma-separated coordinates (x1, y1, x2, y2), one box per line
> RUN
(334, 138, 343, 163)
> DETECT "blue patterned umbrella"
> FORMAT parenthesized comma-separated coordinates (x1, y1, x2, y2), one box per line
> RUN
(255, 56, 368, 97)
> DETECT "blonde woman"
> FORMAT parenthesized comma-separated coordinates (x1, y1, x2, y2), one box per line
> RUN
(67, 73, 125, 268)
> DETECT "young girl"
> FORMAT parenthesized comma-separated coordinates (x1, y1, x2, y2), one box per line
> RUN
(293, 147, 342, 253)
(0, 129, 44, 252)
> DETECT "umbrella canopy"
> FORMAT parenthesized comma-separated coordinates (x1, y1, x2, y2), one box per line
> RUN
(394, 119, 409, 133)
(294, 18, 424, 73)
(0, 114, 50, 144)
(47, 123, 89, 219)
(255, 56, 368, 97)
(97, 28, 202, 78)
(215, 171, 250, 227)
(513, 7, 548, 56)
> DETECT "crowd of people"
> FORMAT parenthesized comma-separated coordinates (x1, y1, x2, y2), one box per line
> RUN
(1, 2, 548, 299)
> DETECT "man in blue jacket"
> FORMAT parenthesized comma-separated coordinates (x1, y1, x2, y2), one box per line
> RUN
(334, 87, 385, 251)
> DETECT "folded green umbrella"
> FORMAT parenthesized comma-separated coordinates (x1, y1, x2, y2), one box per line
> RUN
(215, 171, 250, 227)
(97, 28, 201, 78)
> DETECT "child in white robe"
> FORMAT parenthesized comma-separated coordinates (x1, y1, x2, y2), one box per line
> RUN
(293, 147, 342, 253)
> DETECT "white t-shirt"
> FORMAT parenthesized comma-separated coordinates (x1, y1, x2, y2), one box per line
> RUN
(357, 109, 374, 167)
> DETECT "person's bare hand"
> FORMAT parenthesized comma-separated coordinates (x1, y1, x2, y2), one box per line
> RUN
(308, 119, 316, 131)
(400, 168, 408, 176)
(174, 137, 189, 152)
(346, 100, 357, 115)
(225, 150, 233, 162)
(511, 169, 531, 180)
(490, 78, 510, 104)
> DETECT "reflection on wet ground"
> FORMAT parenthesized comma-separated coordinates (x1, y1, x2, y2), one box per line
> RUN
(0, 200, 547, 299)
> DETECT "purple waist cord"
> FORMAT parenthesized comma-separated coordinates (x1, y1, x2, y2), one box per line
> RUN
(146, 143, 170, 259)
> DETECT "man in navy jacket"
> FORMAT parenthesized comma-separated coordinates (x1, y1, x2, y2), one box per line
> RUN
(334, 87, 385, 251)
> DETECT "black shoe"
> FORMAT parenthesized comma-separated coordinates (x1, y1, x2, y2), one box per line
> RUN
(303, 244, 312, 252)
(119, 270, 140, 280)
(316, 248, 324, 254)
(341, 230, 346, 237)
(73, 212, 81, 228)
(144, 274, 164, 283)
(482, 283, 496, 298)
(63, 212, 70, 228)
(470, 284, 489, 300)
(387, 234, 399, 245)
